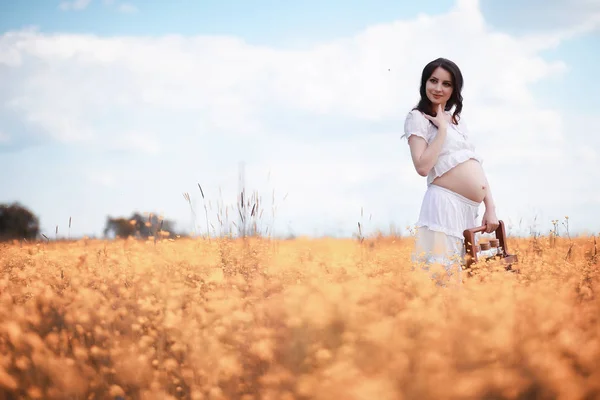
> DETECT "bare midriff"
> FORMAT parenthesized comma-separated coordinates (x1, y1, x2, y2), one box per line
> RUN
(431, 159, 487, 203)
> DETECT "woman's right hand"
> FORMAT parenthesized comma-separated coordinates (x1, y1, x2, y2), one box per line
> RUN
(423, 104, 448, 130)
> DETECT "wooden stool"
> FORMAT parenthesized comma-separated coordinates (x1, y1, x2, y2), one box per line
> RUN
(463, 220, 518, 271)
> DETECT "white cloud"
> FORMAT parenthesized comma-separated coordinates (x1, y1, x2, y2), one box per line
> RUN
(1, 0, 598, 237)
(88, 171, 116, 187)
(113, 132, 161, 154)
(481, 0, 600, 33)
(0, 131, 9, 144)
(117, 3, 138, 13)
(59, 0, 92, 11)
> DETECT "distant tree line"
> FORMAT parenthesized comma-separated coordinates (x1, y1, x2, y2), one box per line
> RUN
(0, 202, 40, 241)
(0, 202, 182, 242)
(103, 212, 180, 239)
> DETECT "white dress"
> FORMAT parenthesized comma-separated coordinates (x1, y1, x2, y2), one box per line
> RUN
(401, 109, 484, 283)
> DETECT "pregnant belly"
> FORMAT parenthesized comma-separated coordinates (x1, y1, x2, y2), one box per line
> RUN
(431, 159, 487, 203)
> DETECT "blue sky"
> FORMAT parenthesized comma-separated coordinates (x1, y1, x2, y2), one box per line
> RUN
(1, 0, 599, 239)
(2, 0, 456, 42)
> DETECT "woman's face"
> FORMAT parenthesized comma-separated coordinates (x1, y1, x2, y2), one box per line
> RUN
(425, 66, 453, 109)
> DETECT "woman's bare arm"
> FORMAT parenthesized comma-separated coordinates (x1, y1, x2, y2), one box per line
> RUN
(482, 175, 499, 233)
(407, 125, 447, 177)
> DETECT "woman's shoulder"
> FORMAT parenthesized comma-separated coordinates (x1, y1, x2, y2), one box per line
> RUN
(402, 108, 431, 140)
(404, 108, 430, 127)
(454, 113, 470, 132)
(405, 108, 427, 121)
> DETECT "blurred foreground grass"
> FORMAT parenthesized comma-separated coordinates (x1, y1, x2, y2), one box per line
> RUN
(0, 234, 599, 399)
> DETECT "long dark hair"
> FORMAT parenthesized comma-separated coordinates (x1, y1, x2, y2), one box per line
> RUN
(414, 58, 464, 125)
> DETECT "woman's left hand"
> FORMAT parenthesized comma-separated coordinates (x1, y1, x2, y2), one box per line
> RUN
(482, 208, 499, 233)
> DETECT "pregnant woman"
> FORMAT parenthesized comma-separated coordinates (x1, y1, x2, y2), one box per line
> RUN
(401, 57, 499, 284)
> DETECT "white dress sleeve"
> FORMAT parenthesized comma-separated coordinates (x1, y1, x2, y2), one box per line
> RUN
(401, 110, 431, 143)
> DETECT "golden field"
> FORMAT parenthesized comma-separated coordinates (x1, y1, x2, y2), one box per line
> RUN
(0, 233, 599, 400)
